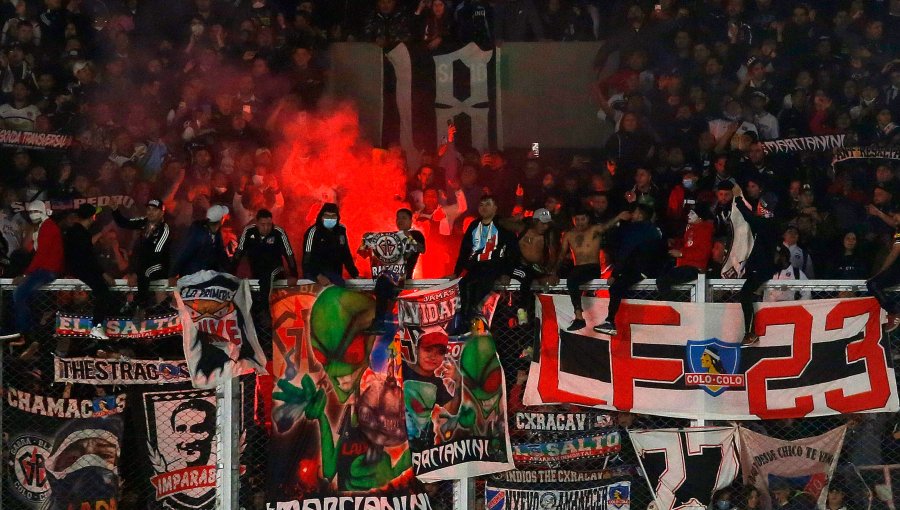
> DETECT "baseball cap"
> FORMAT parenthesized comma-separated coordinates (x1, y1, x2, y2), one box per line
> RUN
(146, 198, 165, 211)
(876, 182, 895, 195)
(206, 204, 229, 223)
(76, 203, 100, 219)
(750, 90, 769, 102)
(419, 330, 449, 350)
(533, 208, 552, 224)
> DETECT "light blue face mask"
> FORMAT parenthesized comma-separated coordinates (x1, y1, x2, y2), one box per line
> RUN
(323, 218, 337, 229)
(683, 179, 696, 190)
(716, 500, 731, 510)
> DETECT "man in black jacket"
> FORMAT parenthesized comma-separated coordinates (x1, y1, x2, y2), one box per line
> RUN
(65, 204, 115, 340)
(734, 188, 779, 346)
(169, 204, 230, 285)
(302, 203, 359, 286)
(453, 195, 518, 332)
(112, 198, 170, 314)
(233, 208, 299, 297)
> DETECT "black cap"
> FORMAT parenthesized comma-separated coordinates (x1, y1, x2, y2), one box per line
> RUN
(876, 182, 895, 195)
(146, 198, 165, 211)
(76, 203, 99, 219)
(717, 180, 735, 191)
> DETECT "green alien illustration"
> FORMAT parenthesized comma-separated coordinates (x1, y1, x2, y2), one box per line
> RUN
(273, 286, 410, 492)
(439, 334, 504, 444)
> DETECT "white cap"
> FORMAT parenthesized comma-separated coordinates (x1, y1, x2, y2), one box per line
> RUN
(533, 208, 552, 223)
(206, 204, 229, 223)
(72, 61, 89, 76)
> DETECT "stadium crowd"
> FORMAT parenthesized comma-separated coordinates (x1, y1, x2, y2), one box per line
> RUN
(0, 1, 898, 508)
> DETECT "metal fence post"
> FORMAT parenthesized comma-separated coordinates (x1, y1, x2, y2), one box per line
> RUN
(453, 477, 475, 510)
(691, 274, 707, 428)
(216, 371, 241, 508)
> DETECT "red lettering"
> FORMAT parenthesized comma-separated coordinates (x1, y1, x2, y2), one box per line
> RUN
(537, 295, 607, 406)
(824, 298, 892, 412)
(340, 442, 367, 456)
(746, 306, 814, 419)
(611, 303, 683, 411)
(198, 319, 240, 344)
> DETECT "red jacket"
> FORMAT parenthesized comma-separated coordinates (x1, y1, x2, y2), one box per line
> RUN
(25, 219, 64, 275)
(675, 220, 713, 270)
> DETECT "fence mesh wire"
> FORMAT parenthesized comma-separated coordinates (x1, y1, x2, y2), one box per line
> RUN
(1, 281, 898, 510)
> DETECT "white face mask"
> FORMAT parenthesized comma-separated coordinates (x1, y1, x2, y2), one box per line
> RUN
(687, 210, 700, 224)
(27, 210, 46, 224)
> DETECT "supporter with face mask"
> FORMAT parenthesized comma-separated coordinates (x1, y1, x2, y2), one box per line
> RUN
(301, 202, 359, 287)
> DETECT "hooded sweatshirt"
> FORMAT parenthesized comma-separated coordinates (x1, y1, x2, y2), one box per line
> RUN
(301, 203, 359, 280)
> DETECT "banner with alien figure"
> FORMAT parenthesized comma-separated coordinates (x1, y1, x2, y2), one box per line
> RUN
(266, 284, 431, 509)
(398, 279, 514, 481)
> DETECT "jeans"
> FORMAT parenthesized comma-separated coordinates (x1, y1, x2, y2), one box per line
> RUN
(13, 269, 57, 334)
(867, 261, 900, 315)
(606, 268, 644, 323)
(656, 266, 700, 300)
(739, 268, 773, 334)
(567, 264, 601, 312)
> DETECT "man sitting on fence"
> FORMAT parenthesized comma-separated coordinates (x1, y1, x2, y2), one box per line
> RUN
(0, 201, 63, 358)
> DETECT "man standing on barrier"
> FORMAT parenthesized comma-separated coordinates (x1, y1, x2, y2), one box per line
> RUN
(358, 208, 425, 332)
(64, 204, 115, 340)
(111, 198, 171, 316)
(866, 210, 900, 331)
(510, 208, 557, 324)
(452, 194, 518, 333)
(733, 186, 779, 346)
(232, 208, 299, 299)
(594, 203, 665, 336)
(0, 200, 63, 357)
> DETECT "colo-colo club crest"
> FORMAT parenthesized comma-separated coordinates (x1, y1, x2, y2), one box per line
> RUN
(685, 338, 745, 396)
(9, 435, 52, 504)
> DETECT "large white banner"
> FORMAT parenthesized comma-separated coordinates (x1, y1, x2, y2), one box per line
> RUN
(630, 427, 740, 510)
(738, 425, 846, 510)
(174, 271, 267, 389)
(524, 295, 899, 420)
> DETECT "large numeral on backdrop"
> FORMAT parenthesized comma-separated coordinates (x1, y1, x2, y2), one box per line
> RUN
(824, 298, 892, 412)
(746, 306, 814, 419)
(638, 430, 739, 510)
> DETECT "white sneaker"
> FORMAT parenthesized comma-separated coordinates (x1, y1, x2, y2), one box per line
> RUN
(0, 332, 22, 341)
(89, 325, 109, 340)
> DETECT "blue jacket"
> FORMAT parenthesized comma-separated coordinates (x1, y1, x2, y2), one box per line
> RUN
(170, 221, 228, 277)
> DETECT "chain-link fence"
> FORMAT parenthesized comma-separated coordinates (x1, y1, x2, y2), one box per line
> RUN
(1, 278, 898, 510)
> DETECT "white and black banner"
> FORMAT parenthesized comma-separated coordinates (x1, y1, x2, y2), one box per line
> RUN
(265, 495, 433, 510)
(629, 427, 739, 510)
(175, 271, 267, 389)
(384, 42, 495, 166)
(738, 425, 846, 510)
(485, 478, 631, 510)
(832, 146, 900, 164)
(513, 411, 614, 432)
(138, 386, 245, 509)
(761, 134, 845, 154)
(524, 295, 900, 420)
(54, 357, 191, 385)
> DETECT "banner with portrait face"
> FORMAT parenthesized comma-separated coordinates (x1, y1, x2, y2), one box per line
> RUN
(398, 279, 514, 481)
(267, 284, 429, 509)
(3, 386, 125, 510)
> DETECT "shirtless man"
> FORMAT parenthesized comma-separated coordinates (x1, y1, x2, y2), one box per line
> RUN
(556, 209, 630, 331)
(511, 208, 558, 320)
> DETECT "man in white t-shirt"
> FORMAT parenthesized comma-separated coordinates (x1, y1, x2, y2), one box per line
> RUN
(0, 81, 40, 131)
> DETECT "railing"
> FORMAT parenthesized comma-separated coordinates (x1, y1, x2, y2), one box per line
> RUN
(0, 276, 894, 509)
